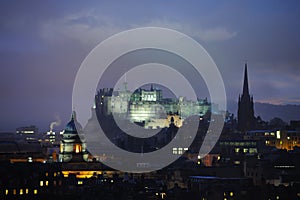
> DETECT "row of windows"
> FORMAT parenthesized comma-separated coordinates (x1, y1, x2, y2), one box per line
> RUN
(3, 188, 38, 196)
(234, 147, 257, 154)
(172, 147, 189, 155)
(220, 141, 257, 146)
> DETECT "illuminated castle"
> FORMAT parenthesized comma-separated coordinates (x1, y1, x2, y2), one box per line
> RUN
(59, 112, 88, 162)
(95, 85, 216, 128)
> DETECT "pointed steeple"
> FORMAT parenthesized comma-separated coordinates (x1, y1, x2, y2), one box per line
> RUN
(242, 63, 249, 96)
(238, 62, 255, 132)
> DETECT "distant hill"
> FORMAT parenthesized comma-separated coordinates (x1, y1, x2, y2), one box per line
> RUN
(227, 100, 300, 123)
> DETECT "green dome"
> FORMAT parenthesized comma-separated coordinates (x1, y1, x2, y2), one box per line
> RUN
(64, 111, 82, 133)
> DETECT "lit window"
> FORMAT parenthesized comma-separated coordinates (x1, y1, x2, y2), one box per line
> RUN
(265, 132, 269, 136)
(34, 189, 38, 195)
(75, 144, 82, 153)
(249, 148, 257, 154)
(276, 131, 281, 139)
(172, 148, 177, 154)
(265, 140, 270, 145)
(45, 181, 49, 186)
(20, 189, 23, 195)
(235, 148, 240, 153)
(40, 181, 43, 187)
(234, 161, 240, 165)
(178, 148, 183, 154)
(13, 189, 16, 195)
(243, 148, 248, 153)
(5, 189, 8, 195)
(230, 192, 234, 196)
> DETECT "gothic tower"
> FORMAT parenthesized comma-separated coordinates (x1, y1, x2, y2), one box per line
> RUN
(238, 63, 255, 132)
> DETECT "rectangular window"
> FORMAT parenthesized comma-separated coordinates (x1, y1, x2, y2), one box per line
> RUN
(172, 148, 177, 154)
(178, 148, 183, 154)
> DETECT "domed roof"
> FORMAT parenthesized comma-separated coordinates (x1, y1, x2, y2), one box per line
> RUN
(64, 111, 82, 133)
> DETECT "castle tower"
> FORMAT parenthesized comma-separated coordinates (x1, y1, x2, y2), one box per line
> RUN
(238, 63, 255, 132)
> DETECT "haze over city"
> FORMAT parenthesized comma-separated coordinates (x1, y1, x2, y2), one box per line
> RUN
(1, 1, 300, 131)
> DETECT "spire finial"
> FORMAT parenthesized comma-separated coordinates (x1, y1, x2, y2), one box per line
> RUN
(71, 110, 76, 120)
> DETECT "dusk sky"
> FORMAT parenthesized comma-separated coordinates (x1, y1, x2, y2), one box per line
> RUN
(1, 1, 300, 132)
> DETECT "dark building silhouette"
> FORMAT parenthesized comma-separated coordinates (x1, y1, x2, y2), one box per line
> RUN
(238, 63, 255, 132)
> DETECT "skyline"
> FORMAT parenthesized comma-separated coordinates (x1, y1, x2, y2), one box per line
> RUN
(1, 1, 300, 131)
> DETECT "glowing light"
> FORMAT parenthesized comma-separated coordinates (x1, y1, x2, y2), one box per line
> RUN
(40, 180, 43, 187)
(276, 131, 281, 139)
(178, 148, 183, 154)
(5, 189, 8, 195)
(20, 189, 23, 195)
(265, 140, 270, 145)
(230, 192, 234, 196)
(34, 189, 38, 195)
(161, 192, 166, 199)
(265, 132, 269, 136)
(78, 180, 83, 185)
(75, 144, 82, 153)
(234, 161, 240, 165)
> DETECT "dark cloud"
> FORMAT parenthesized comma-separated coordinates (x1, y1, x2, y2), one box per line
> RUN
(0, 1, 300, 131)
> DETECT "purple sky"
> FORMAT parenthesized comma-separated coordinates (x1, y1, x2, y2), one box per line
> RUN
(0, 1, 300, 132)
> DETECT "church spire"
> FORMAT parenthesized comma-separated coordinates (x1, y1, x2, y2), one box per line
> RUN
(242, 62, 249, 96)
(238, 62, 255, 132)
